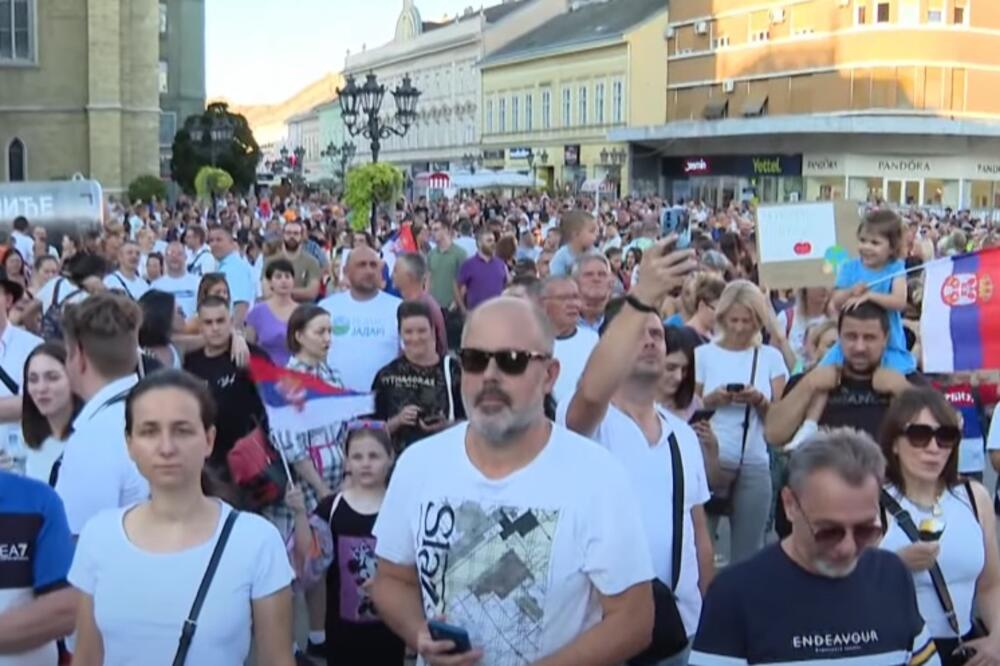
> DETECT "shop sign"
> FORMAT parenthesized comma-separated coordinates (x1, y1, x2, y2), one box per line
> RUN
(683, 158, 710, 174)
(564, 145, 581, 167)
(876, 158, 932, 173)
(752, 157, 784, 175)
(430, 162, 450, 171)
(482, 149, 505, 161)
(976, 161, 1000, 177)
(663, 154, 801, 178)
(509, 147, 532, 160)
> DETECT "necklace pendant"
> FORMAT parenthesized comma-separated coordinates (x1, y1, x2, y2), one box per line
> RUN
(932, 504, 943, 517)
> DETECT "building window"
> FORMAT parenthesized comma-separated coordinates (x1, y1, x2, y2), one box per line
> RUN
(511, 96, 519, 132)
(562, 87, 571, 127)
(595, 83, 606, 124)
(927, 5, 943, 22)
(7, 138, 24, 182)
(541, 90, 551, 129)
(525, 93, 533, 132)
(486, 99, 493, 134)
(578, 86, 588, 125)
(855, 4, 867, 24)
(954, 1, 966, 24)
(499, 97, 506, 132)
(876, 2, 890, 23)
(159, 2, 168, 34)
(750, 30, 770, 42)
(158, 61, 168, 94)
(711, 35, 730, 49)
(612, 80, 624, 124)
(0, 0, 35, 63)
(159, 111, 177, 146)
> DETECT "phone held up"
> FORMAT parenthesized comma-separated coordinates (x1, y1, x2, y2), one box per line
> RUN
(725, 383, 746, 393)
(428, 620, 472, 655)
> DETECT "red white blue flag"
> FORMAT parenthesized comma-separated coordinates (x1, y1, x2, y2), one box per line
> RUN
(921, 247, 1000, 372)
(248, 356, 374, 435)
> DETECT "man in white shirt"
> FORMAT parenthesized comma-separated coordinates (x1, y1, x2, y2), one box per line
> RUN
(0, 277, 41, 453)
(55, 293, 149, 535)
(184, 225, 214, 276)
(151, 242, 200, 318)
(318, 246, 401, 392)
(371, 296, 655, 665)
(539, 276, 598, 404)
(209, 226, 255, 329)
(103, 240, 149, 301)
(10, 217, 35, 267)
(562, 238, 713, 650)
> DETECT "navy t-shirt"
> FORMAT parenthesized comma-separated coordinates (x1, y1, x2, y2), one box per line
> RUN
(691, 544, 938, 666)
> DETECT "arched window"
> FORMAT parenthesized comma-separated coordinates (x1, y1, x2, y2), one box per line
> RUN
(7, 138, 25, 182)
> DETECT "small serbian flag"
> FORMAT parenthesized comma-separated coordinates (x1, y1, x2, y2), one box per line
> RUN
(248, 356, 374, 435)
(922, 247, 1000, 372)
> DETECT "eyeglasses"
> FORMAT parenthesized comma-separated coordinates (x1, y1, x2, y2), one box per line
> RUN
(791, 493, 883, 551)
(902, 423, 961, 450)
(458, 348, 551, 376)
(347, 419, 387, 433)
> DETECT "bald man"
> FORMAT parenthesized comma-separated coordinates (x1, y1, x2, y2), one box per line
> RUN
(318, 246, 402, 391)
(370, 297, 655, 665)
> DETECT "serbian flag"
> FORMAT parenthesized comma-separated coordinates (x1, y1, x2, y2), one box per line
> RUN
(921, 247, 1000, 372)
(248, 356, 374, 435)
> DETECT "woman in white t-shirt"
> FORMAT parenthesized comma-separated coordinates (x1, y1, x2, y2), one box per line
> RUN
(695, 280, 789, 564)
(69, 370, 295, 666)
(20, 343, 81, 485)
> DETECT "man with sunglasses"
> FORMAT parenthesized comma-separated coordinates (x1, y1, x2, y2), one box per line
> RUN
(370, 296, 656, 666)
(691, 430, 939, 666)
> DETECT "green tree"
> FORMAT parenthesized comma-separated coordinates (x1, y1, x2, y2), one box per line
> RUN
(343, 163, 404, 231)
(194, 166, 234, 200)
(171, 102, 260, 194)
(127, 174, 168, 204)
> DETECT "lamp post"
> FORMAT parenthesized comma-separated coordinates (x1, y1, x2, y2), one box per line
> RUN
(462, 152, 480, 175)
(187, 114, 235, 220)
(601, 147, 627, 196)
(338, 73, 420, 234)
(526, 151, 536, 190)
(321, 140, 357, 184)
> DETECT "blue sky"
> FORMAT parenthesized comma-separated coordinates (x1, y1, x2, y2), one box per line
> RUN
(207, 0, 491, 105)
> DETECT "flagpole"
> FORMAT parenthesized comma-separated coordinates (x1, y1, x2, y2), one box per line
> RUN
(861, 249, 993, 289)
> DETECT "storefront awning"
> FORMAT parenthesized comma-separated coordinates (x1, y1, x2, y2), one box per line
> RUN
(742, 96, 768, 117)
(451, 171, 535, 189)
(703, 99, 729, 120)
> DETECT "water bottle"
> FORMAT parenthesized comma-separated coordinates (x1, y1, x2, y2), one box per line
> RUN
(5, 427, 26, 476)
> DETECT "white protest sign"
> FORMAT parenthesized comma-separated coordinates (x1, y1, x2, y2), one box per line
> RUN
(757, 202, 837, 264)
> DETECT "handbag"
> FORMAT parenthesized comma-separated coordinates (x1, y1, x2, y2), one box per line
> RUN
(226, 419, 289, 510)
(705, 347, 759, 517)
(628, 425, 689, 665)
(171, 510, 240, 666)
(881, 484, 989, 645)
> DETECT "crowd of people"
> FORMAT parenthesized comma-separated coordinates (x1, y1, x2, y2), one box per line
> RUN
(0, 187, 999, 666)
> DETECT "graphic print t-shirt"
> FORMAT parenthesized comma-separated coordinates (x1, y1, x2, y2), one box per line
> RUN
(371, 355, 464, 450)
(690, 545, 938, 666)
(315, 495, 404, 665)
(319, 291, 402, 392)
(373, 423, 654, 665)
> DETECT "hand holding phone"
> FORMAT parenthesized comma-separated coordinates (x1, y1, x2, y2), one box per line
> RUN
(426, 619, 473, 655)
(725, 383, 745, 393)
(688, 409, 715, 424)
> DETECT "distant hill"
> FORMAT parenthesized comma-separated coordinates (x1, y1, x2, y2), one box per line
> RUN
(210, 72, 343, 145)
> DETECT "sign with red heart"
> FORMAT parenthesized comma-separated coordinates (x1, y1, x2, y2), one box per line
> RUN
(793, 241, 812, 255)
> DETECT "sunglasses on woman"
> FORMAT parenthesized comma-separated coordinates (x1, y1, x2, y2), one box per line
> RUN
(902, 423, 962, 449)
(458, 348, 551, 376)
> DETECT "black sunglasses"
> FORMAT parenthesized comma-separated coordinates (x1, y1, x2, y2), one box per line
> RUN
(792, 493, 882, 550)
(903, 424, 962, 450)
(459, 348, 551, 376)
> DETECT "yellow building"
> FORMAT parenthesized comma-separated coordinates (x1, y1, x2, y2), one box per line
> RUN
(0, 0, 160, 192)
(479, 0, 668, 194)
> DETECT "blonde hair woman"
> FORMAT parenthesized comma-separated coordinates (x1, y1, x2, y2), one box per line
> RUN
(694, 280, 789, 563)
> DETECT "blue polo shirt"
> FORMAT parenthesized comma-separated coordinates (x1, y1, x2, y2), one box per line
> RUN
(217, 251, 255, 307)
(0, 471, 74, 665)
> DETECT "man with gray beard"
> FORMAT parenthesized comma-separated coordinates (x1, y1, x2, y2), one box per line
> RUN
(370, 296, 656, 666)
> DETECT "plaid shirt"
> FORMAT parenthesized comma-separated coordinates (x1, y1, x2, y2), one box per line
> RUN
(263, 357, 346, 539)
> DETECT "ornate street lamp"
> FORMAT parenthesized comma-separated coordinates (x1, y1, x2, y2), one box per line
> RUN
(462, 152, 480, 175)
(321, 140, 357, 183)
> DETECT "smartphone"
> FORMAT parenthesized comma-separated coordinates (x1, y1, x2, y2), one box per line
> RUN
(689, 409, 716, 424)
(725, 383, 746, 393)
(428, 620, 472, 655)
(422, 413, 446, 427)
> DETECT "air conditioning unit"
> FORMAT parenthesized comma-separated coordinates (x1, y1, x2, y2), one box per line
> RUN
(695, 21, 708, 35)
(770, 8, 785, 23)
(723, 80, 735, 93)
(665, 25, 676, 39)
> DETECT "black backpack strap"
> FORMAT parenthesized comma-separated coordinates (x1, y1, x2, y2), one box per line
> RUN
(667, 431, 684, 591)
(50, 278, 63, 308)
(0, 365, 18, 395)
(880, 488, 963, 637)
(172, 510, 240, 666)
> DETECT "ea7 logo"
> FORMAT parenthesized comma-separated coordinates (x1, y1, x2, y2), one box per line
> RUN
(0, 543, 28, 561)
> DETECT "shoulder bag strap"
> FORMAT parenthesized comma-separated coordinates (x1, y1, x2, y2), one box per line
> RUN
(0, 363, 18, 395)
(112, 273, 134, 300)
(880, 489, 963, 637)
(443, 355, 455, 422)
(50, 278, 63, 308)
(667, 430, 684, 591)
(327, 492, 344, 529)
(965, 480, 981, 524)
(736, 348, 761, 466)
(171, 510, 240, 666)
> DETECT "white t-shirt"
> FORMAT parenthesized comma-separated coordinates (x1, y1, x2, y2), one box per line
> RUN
(187, 245, 215, 277)
(319, 290, 402, 392)
(694, 343, 788, 467)
(776, 309, 826, 368)
(24, 435, 65, 485)
(104, 271, 150, 301)
(552, 327, 599, 404)
(557, 402, 710, 637)
(68, 502, 293, 666)
(36, 277, 87, 315)
(373, 422, 654, 665)
(0, 324, 41, 453)
(151, 273, 201, 318)
(55, 375, 150, 535)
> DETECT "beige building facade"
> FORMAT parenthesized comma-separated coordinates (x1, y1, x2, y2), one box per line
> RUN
(0, 0, 160, 193)
(614, 0, 1000, 209)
